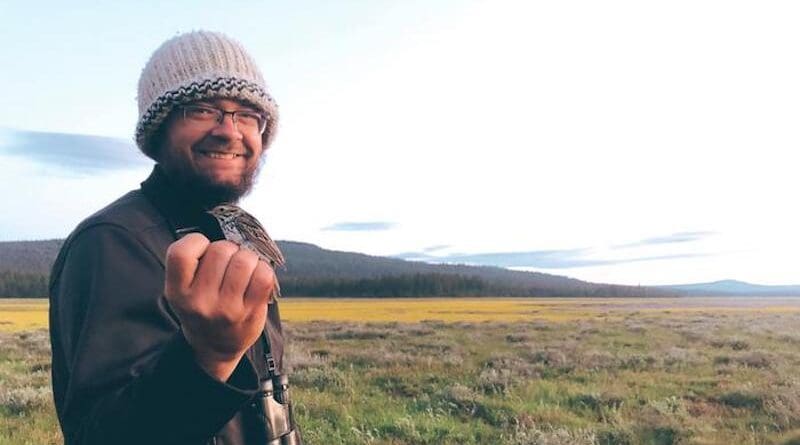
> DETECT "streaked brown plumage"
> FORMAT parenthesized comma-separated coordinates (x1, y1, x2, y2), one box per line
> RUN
(207, 204, 285, 298)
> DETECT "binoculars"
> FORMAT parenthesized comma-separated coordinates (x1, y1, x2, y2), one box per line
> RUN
(258, 374, 302, 445)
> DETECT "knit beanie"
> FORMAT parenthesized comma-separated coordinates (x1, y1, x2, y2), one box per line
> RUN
(135, 31, 279, 158)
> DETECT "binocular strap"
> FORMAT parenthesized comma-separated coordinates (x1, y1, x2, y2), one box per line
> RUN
(261, 330, 278, 377)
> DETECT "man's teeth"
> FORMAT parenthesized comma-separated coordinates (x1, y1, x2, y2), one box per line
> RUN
(203, 152, 240, 159)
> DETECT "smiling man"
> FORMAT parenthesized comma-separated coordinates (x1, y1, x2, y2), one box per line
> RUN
(152, 98, 268, 208)
(49, 31, 301, 445)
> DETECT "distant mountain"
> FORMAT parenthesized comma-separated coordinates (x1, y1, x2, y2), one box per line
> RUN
(659, 279, 800, 296)
(274, 241, 672, 297)
(0, 239, 676, 298)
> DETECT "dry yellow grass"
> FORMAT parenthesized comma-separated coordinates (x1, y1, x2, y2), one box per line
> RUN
(282, 297, 800, 323)
(0, 299, 49, 332)
(280, 298, 603, 323)
(5, 297, 800, 332)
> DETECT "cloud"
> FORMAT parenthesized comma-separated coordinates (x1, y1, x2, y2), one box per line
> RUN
(614, 231, 716, 249)
(0, 128, 151, 174)
(321, 221, 397, 231)
(393, 248, 711, 269)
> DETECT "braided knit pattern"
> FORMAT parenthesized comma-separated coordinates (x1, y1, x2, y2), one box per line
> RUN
(135, 31, 279, 158)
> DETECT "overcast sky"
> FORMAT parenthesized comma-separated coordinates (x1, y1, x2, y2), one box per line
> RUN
(1, 0, 798, 286)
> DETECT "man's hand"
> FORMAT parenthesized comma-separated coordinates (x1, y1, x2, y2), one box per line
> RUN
(164, 233, 275, 381)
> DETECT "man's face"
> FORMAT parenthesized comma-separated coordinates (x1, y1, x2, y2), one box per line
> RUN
(156, 98, 266, 206)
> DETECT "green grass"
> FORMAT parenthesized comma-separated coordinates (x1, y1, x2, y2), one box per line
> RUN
(3, 302, 800, 444)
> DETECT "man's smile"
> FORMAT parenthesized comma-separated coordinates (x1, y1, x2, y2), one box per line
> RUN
(197, 151, 246, 160)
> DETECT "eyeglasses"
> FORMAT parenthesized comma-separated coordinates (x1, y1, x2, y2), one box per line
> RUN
(181, 104, 268, 134)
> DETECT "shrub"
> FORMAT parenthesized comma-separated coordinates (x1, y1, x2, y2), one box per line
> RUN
(506, 424, 597, 445)
(473, 401, 517, 427)
(661, 347, 701, 368)
(637, 426, 684, 445)
(619, 353, 656, 371)
(0, 386, 51, 413)
(650, 396, 685, 416)
(291, 367, 345, 391)
(284, 343, 328, 373)
(764, 384, 800, 429)
(677, 329, 706, 343)
(579, 351, 616, 371)
(735, 352, 772, 369)
(506, 334, 530, 343)
(713, 355, 731, 366)
(625, 323, 647, 334)
(717, 391, 764, 410)
(478, 368, 517, 394)
(567, 393, 624, 421)
(525, 350, 569, 368)
(327, 328, 389, 340)
(596, 429, 634, 445)
(373, 375, 425, 398)
(710, 337, 750, 351)
(438, 383, 479, 415)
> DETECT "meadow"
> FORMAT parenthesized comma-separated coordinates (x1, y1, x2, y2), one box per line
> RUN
(2, 297, 800, 444)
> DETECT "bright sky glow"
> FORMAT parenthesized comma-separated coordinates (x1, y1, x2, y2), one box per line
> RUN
(1, 0, 798, 286)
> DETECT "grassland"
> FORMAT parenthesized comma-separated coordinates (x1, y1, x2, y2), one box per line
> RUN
(2, 297, 800, 444)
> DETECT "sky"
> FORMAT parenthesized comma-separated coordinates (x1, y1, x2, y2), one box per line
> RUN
(1, 0, 798, 286)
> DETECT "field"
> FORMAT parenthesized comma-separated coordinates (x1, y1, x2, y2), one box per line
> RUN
(3, 297, 800, 444)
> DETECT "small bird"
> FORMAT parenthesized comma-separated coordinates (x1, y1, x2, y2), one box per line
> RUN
(207, 204, 285, 298)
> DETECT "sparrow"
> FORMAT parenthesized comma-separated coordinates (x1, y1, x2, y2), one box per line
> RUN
(203, 204, 285, 299)
(206, 204, 285, 267)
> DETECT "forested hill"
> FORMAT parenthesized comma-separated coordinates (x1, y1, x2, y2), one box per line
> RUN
(274, 242, 665, 297)
(0, 239, 673, 298)
(0, 239, 63, 275)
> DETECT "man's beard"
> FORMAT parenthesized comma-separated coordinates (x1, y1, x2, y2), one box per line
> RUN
(185, 168, 258, 208)
(161, 158, 264, 209)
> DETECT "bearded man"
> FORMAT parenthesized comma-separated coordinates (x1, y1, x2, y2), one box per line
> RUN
(49, 31, 301, 445)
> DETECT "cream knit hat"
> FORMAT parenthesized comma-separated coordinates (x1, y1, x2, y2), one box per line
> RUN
(135, 31, 279, 158)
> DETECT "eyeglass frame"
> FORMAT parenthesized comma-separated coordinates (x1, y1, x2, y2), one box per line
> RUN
(179, 104, 269, 135)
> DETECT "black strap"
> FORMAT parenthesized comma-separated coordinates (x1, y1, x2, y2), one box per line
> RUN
(261, 331, 277, 376)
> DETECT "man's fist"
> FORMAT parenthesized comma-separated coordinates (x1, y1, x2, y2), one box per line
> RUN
(164, 233, 275, 381)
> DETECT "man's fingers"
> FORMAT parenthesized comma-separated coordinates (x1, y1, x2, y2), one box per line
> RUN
(164, 233, 210, 298)
(193, 240, 240, 295)
(219, 247, 260, 314)
(244, 261, 275, 312)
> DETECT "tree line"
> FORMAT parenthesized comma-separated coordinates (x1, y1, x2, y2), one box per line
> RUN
(0, 270, 663, 299)
(0, 271, 49, 298)
(280, 273, 488, 297)
(1, 272, 491, 298)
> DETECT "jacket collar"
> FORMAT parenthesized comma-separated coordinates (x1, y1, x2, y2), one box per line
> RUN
(139, 165, 224, 240)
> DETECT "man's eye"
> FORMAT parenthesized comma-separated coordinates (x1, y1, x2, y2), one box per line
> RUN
(187, 107, 217, 118)
(237, 112, 263, 124)
(238, 111, 259, 119)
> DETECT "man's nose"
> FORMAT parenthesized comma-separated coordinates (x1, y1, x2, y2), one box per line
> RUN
(210, 112, 243, 140)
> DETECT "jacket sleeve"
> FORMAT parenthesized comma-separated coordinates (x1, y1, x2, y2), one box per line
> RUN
(50, 223, 260, 445)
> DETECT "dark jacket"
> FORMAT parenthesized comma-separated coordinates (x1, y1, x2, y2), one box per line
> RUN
(49, 166, 285, 445)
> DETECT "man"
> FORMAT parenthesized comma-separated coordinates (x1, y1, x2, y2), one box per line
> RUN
(49, 31, 300, 445)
